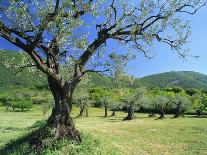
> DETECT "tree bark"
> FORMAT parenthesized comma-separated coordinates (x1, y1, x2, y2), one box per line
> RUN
(174, 103, 182, 118)
(111, 111, 116, 116)
(78, 103, 85, 117)
(148, 109, 155, 117)
(104, 104, 108, 117)
(159, 108, 165, 119)
(85, 108, 89, 117)
(43, 76, 81, 142)
(30, 77, 81, 146)
(123, 105, 134, 121)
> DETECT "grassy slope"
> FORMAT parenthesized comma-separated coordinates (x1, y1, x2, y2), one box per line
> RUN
(0, 106, 207, 155)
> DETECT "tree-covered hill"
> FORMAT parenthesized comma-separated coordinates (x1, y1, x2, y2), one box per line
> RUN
(0, 50, 47, 90)
(0, 50, 113, 90)
(1, 50, 207, 90)
(136, 71, 207, 89)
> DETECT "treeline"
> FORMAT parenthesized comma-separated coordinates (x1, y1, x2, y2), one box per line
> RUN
(0, 86, 207, 120)
(72, 86, 207, 120)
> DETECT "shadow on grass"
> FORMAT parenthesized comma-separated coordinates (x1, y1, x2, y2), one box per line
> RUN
(186, 115, 207, 118)
(107, 118, 123, 122)
(0, 130, 34, 155)
(90, 115, 105, 118)
(0, 120, 100, 155)
(27, 120, 47, 129)
(0, 120, 47, 155)
(1, 127, 23, 132)
(154, 117, 165, 120)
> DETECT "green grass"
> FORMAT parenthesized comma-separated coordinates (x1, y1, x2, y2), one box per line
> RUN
(0, 106, 207, 155)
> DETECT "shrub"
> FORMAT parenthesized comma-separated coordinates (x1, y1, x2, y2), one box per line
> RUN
(10, 99, 33, 111)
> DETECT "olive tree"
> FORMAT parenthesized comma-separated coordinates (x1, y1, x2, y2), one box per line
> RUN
(140, 96, 155, 117)
(0, 0, 204, 143)
(74, 92, 91, 117)
(154, 95, 171, 119)
(73, 73, 92, 117)
(172, 94, 190, 118)
(122, 87, 146, 121)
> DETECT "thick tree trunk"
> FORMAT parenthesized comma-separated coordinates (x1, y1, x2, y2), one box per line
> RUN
(30, 76, 81, 146)
(104, 105, 108, 117)
(123, 105, 134, 121)
(47, 77, 81, 141)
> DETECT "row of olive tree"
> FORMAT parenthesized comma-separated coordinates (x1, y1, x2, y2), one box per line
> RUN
(84, 86, 207, 120)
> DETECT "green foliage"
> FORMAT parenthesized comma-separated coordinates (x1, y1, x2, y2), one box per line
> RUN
(122, 87, 146, 110)
(172, 93, 191, 117)
(0, 50, 47, 91)
(89, 88, 109, 107)
(186, 88, 200, 96)
(10, 100, 33, 111)
(2, 51, 207, 91)
(191, 93, 207, 116)
(0, 90, 35, 111)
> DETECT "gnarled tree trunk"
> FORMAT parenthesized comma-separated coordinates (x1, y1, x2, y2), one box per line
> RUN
(123, 105, 134, 121)
(104, 104, 108, 117)
(47, 77, 81, 141)
(148, 109, 155, 117)
(159, 108, 165, 119)
(85, 108, 89, 117)
(174, 102, 182, 118)
(111, 111, 116, 116)
(78, 102, 85, 117)
(30, 76, 81, 146)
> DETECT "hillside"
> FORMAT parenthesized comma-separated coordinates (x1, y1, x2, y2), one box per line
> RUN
(0, 50, 47, 90)
(1, 50, 207, 90)
(137, 71, 207, 89)
(0, 50, 112, 90)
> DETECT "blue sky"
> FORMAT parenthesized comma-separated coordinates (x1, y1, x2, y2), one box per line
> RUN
(0, 5, 207, 78)
(127, 7, 207, 77)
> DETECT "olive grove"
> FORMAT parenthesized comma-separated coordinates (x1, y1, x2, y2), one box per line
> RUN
(0, 0, 205, 144)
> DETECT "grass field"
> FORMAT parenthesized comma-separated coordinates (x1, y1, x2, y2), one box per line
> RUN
(0, 106, 207, 155)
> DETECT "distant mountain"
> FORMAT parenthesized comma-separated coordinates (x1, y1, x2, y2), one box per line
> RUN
(136, 71, 207, 89)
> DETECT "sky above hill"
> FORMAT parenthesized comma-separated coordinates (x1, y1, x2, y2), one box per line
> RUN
(0, 4, 207, 78)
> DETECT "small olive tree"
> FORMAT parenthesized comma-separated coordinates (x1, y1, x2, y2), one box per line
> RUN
(74, 92, 91, 117)
(74, 74, 92, 117)
(122, 88, 146, 121)
(154, 95, 171, 119)
(172, 94, 190, 118)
